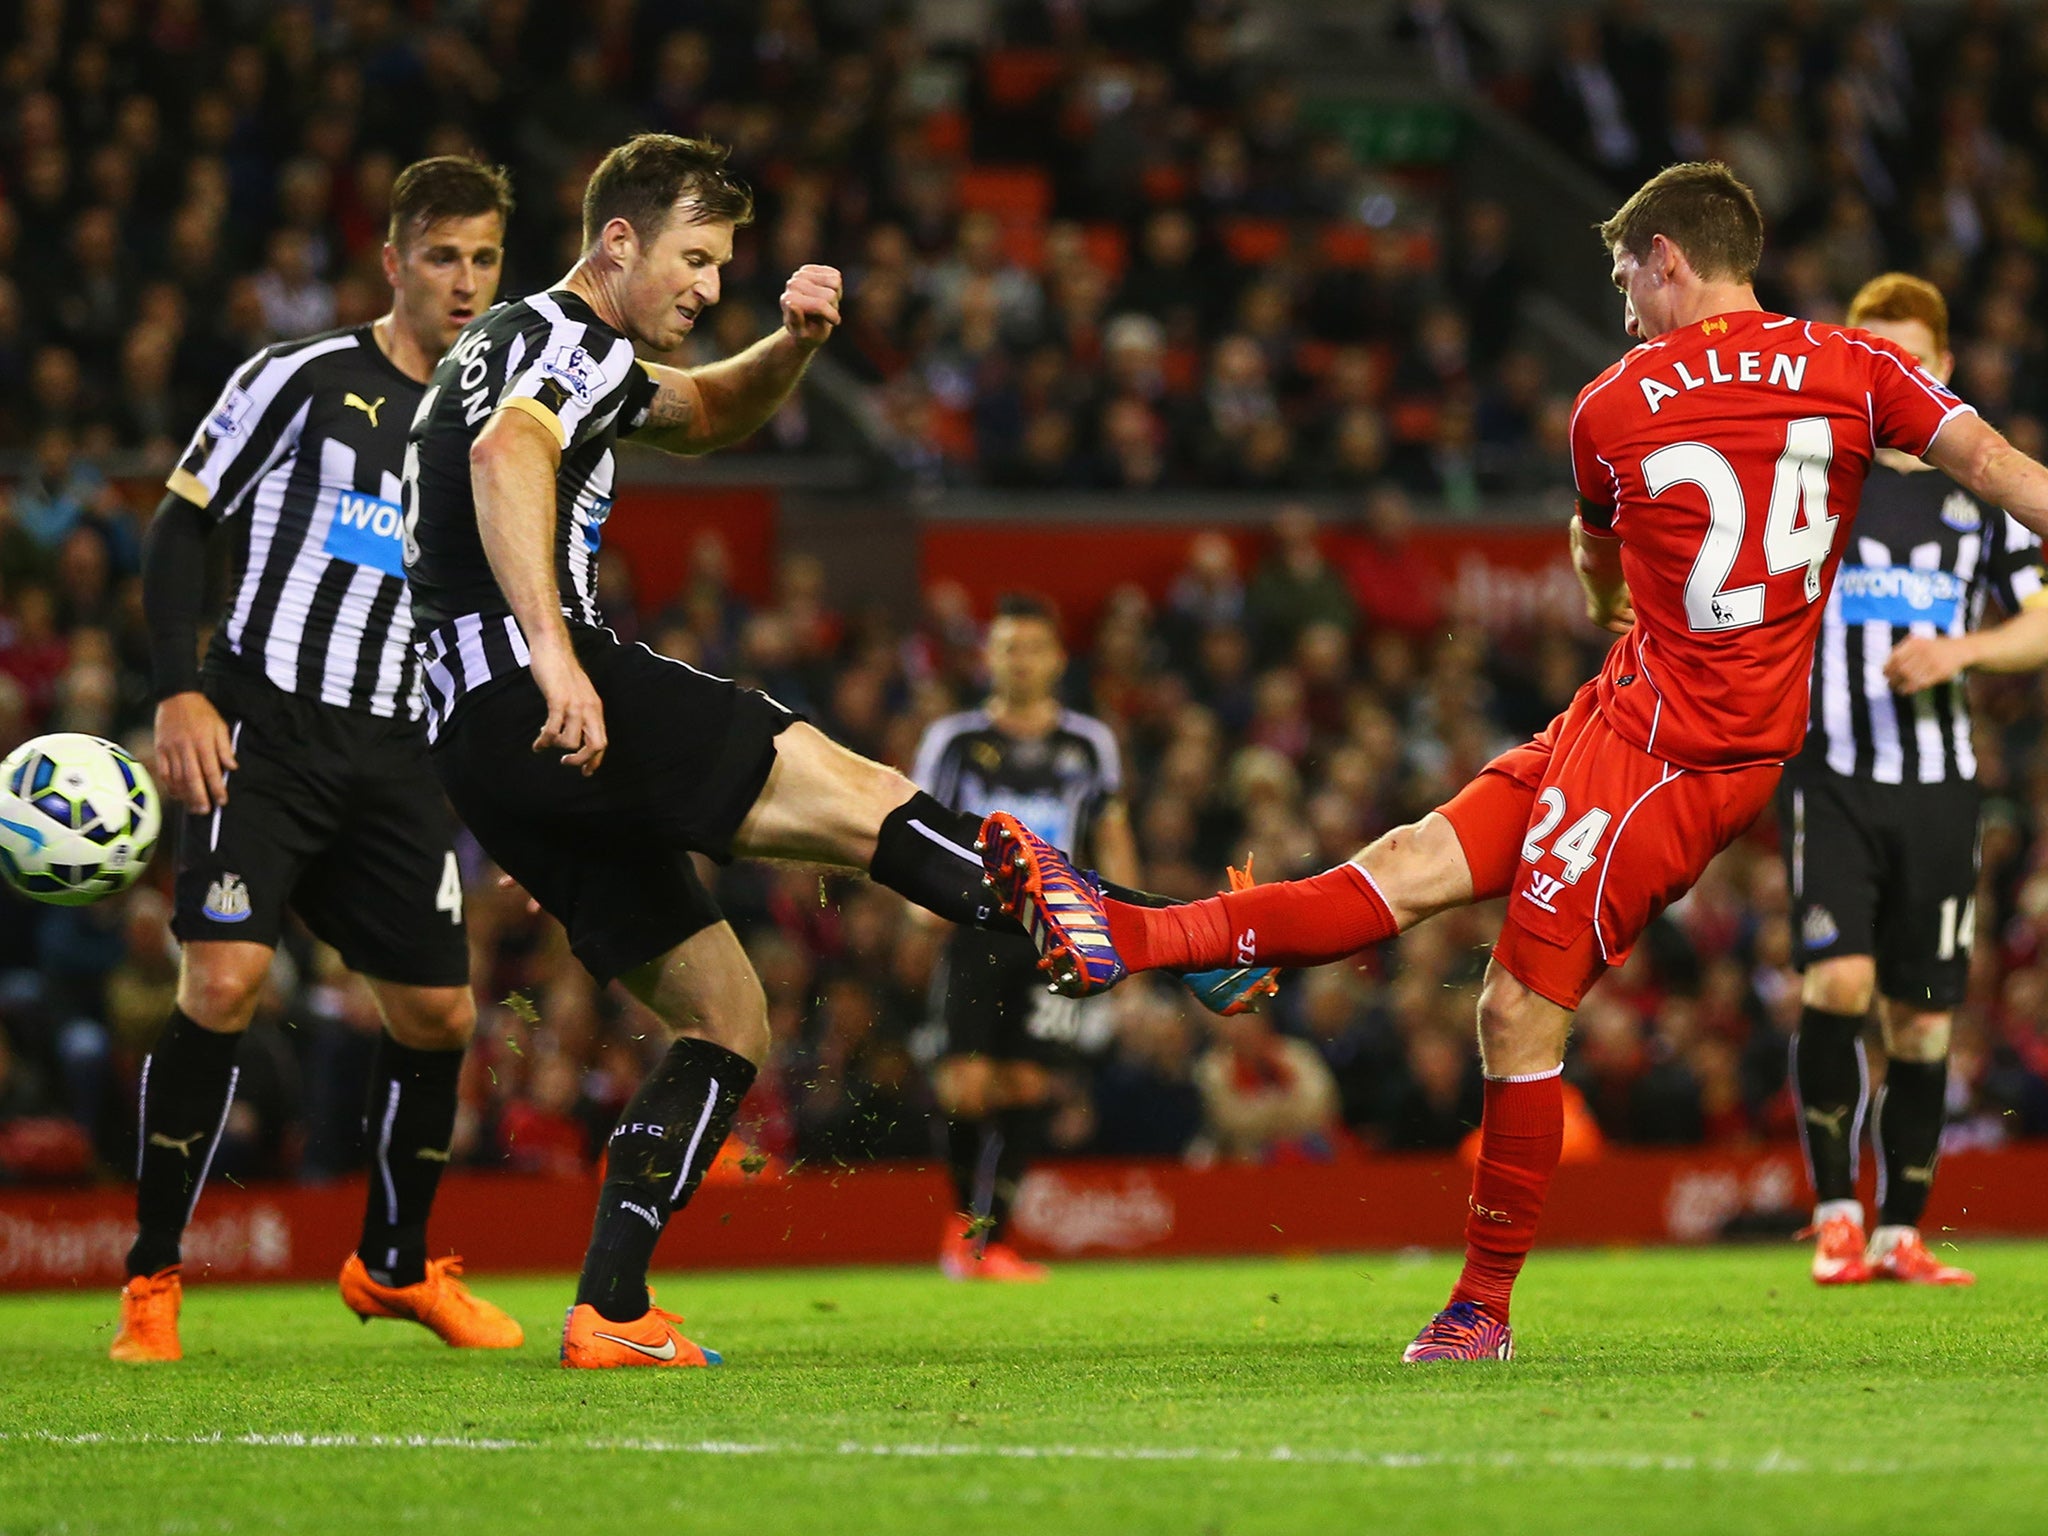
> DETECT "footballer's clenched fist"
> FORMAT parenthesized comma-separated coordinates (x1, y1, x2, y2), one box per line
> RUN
(781, 264, 843, 347)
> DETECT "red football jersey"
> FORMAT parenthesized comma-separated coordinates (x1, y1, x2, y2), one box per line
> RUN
(1570, 309, 1973, 771)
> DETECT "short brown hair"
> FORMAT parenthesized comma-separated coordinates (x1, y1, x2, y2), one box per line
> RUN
(1598, 161, 1765, 284)
(387, 156, 513, 248)
(1847, 272, 1949, 355)
(582, 134, 754, 248)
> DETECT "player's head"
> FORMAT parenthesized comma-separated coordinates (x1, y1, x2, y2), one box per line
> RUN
(1848, 272, 1953, 384)
(1598, 162, 1763, 339)
(581, 134, 754, 351)
(382, 156, 512, 352)
(986, 593, 1065, 707)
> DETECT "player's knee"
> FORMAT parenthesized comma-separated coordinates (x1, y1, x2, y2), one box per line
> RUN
(937, 1057, 995, 1118)
(1803, 958, 1875, 1017)
(177, 954, 268, 1033)
(382, 987, 478, 1051)
(1474, 971, 1567, 1077)
(1881, 1008, 1951, 1063)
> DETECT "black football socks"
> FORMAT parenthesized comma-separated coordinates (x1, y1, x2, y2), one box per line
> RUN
(575, 1036, 758, 1322)
(1875, 1056, 1948, 1228)
(872, 791, 1173, 929)
(872, 793, 1022, 931)
(986, 1102, 1048, 1243)
(358, 1033, 466, 1288)
(1792, 1006, 1867, 1205)
(126, 1009, 241, 1278)
(946, 1114, 991, 1226)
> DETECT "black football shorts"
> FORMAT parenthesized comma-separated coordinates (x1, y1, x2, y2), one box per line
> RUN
(1778, 756, 1981, 1010)
(173, 666, 470, 988)
(430, 624, 796, 985)
(936, 927, 1091, 1067)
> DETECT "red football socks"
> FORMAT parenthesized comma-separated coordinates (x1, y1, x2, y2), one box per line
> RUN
(1102, 861, 1399, 973)
(1448, 1070, 1565, 1322)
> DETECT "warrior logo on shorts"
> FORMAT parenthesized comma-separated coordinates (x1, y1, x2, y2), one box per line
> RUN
(1802, 905, 1839, 950)
(203, 873, 252, 923)
(1523, 871, 1566, 913)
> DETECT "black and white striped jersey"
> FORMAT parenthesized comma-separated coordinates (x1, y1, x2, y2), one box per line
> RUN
(913, 709, 1123, 856)
(1800, 461, 2047, 784)
(400, 288, 658, 738)
(169, 326, 426, 719)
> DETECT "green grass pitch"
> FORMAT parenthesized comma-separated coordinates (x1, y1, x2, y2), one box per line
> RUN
(4, 1243, 2046, 1536)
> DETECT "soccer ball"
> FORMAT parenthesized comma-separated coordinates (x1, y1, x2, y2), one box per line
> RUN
(0, 732, 163, 906)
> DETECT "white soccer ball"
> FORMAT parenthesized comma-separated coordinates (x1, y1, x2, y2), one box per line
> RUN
(0, 732, 163, 906)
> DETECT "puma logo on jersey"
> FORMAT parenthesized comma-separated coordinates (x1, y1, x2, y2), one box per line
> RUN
(149, 1131, 206, 1157)
(1523, 871, 1565, 913)
(344, 392, 385, 427)
(1235, 929, 1258, 965)
(1804, 1104, 1851, 1136)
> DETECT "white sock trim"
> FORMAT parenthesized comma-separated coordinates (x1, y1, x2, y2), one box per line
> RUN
(1867, 1223, 1917, 1255)
(1813, 1198, 1864, 1228)
(1484, 1065, 1564, 1084)
(1350, 860, 1395, 916)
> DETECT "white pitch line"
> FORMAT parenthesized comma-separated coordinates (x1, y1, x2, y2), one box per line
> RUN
(0, 1431, 1908, 1476)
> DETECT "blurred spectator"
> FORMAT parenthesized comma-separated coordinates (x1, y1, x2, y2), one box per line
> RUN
(1195, 1009, 1340, 1163)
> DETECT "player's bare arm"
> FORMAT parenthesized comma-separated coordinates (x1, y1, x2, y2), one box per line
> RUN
(1885, 595, 2048, 693)
(1925, 413, 2048, 545)
(468, 407, 607, 772)
(142, 489, 238, 813)
(627, 264, 843, 455)
(1570, 513, 1635, 634)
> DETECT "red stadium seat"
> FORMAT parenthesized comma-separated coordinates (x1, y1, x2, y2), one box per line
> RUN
(1319, 225, 1376, 268)
(1081, 223, 1128, 280)
(984, 49, 1067, 108)
(1221, 218, 1289, 268)
(958, 165, 1054, 224)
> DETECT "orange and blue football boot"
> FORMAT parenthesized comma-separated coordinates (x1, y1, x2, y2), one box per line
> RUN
(1179, 860, 1281, 1016)
(109, 1267, 183, 1363)
(339, 1254, 525, 1348)
(1401, 1301, 1515, 1363)
(560, 1297, 721, 1368)
(979, 812, 1125, 996)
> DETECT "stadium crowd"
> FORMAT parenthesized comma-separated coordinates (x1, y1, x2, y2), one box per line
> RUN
(4, 0, 2048, 1185)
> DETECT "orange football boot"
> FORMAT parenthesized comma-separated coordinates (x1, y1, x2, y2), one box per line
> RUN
(560, 1299, 720, 1368)
(109, 1267, 183, 1362)
(1868, 1228, 1975, 1286)
(339, 1254, 524, 1348)
(973, 1240, 1050, 1282)
(940, 1220, 1049, 1282)
(1801, 1210, 1871, 1286)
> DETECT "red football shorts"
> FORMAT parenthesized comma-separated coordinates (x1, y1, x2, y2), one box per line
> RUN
(1436, 681, 1778, 1011)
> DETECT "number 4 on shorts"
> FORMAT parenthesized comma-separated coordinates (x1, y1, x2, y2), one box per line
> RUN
(1521, 786, 1612, 885)
(436, 851, 463, 922)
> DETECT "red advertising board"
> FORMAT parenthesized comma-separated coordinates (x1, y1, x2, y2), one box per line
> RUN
(920, 522, 1580, 637)
(4, 1143, 2039, 1292)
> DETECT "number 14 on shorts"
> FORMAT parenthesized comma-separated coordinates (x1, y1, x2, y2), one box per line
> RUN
(1521, 787, 1610, 910)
